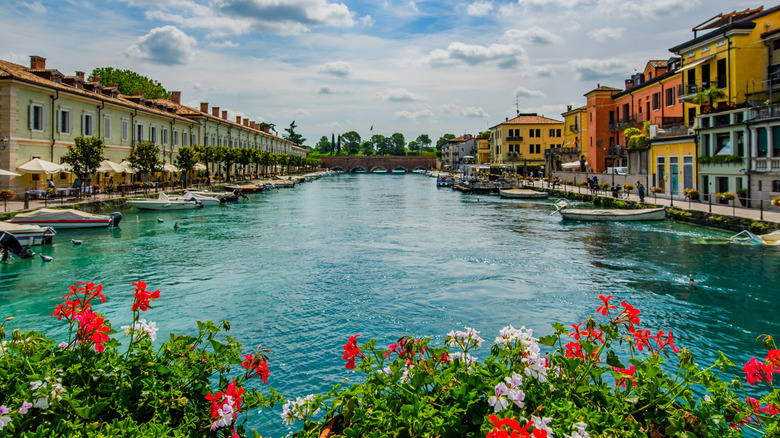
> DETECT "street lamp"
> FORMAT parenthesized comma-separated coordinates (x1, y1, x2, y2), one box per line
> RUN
(0, 136, 9, 151)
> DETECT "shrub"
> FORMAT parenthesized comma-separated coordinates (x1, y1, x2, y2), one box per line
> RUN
(0, 281, 282, 436)
(291, 296, 779, 437)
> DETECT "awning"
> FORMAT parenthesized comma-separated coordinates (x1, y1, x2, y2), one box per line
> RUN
(676, 55, 715, 73)
(163, 163, 179, 173)
(96, 160, 125, 173)
(0, 168, 21, 177)
(119, 160, 137, 174)
(561, 161, 586, 169)
(193, 163, 207, 171)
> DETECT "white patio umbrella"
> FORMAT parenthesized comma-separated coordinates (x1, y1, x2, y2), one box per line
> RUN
(96, 160, 125, 173)
(0, 168, 21, 177)
(119, 160, 137, 174)
(17, 158, 64, 175)
(193, 163, 207, 171)
(163, 163, 179, 173)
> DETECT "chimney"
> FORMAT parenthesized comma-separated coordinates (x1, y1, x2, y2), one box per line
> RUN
(505, 117, 509, 122)
(171, 91, 181, 105)
(109, 82, 119, 89)
(30, 55, 46, 70)
(75, 71, 85, 80)
(134, 90, 144, 97)
(243, 118, 249, 127)
(200, 102, 209, 113)
(222, 110, 227, 120)
(625, 79, 632, 90)
(567, 105, 572, 111)
(236, 116, 242, 123)
(212, 106, 219, 117)
(263, 127, 270, 133)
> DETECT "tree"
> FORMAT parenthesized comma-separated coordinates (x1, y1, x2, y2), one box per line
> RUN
(90, 67, 170, 99)
(415, 134, 432, 155)
(215, 146, 237, 181)
(360, 141, 375, 156)
(128, 141, 162, 184)
(341, 131, 361, 155)
(436, 134, 455, 152)
(390, 133, 406, 156)
(693, 86, 727, 113)
(257, 122, 276, 134)
(407, 141, 419, 155)
(315, 136, 333, 154)
(175, 146, 198, 186)
(370, 134, 388, 155)
(61, 136, 105, 182)
(283, 121, 306, 146)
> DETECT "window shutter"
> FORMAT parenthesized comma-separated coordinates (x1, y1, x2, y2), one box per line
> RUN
(68, 112, 72, 134)
(29, 105, 34, 130)
(42, 106, 47, 131)
(81, 114, 86, 135)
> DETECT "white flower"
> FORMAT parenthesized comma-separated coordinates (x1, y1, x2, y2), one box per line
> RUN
(531, 415, 554, 436)
(488, 383, 510, 413)
(564, 422, 590, 438)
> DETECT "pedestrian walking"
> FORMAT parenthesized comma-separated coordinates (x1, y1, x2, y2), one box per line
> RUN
(637, 180, 645, 203)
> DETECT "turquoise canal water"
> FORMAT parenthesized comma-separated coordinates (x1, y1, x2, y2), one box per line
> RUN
(1, 173, 779, 435)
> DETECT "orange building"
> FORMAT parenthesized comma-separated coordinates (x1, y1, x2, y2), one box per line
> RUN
(584, 59, 686, 173)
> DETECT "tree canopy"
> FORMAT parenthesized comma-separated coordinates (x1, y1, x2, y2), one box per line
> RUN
(128, 142, 162, 179)
(62, 136, 106, 180)
(90, 67, 170, 99)
(283, 121, 306, 146)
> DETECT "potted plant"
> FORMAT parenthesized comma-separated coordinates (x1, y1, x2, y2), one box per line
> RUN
(736, 188, 747, 206)
(599, 182, 610, 190)
(622, 183, 634, 193)
(565, 180, 574, 186)
(0, 189, 14, 212)
(683, 188, 699, 201)
(773, 196, 780, 207)
(578, 180, 588, 187)
(651, 186, 664, 194)
(716, 191, 736, 202)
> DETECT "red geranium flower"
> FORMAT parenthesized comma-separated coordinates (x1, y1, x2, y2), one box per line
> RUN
(596, 295, 616, 316)
(342, 335, 362, 369)
(132, 281, 160, 312)
(241, 353, 270, 384)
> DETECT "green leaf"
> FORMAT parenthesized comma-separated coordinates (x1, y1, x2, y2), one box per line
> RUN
(539, 335, 557, 347)
(606, 351, 625, 369)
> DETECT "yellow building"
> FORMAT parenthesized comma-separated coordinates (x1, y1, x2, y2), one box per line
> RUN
(561, 105, 587, 158)
(475, 135, 490, 164)
(488, 113, 564, 167)
(670, 6, 780, 124)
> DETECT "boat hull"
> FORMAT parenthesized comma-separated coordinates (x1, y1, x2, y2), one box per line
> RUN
(128, 200, 201, 210)
(560, 207, 666, 221)
(225, 184, 265, 193)
(499, 189, 548, 199)
(6, 219, 112, 228)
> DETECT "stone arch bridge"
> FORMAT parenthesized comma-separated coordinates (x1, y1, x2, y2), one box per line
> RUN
(321, 156, 438, 173)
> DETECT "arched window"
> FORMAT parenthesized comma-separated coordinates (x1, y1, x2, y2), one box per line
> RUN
(772, 180, 780, 192)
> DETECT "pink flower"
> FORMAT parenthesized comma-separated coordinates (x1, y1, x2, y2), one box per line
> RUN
(18, 401, 32, 414)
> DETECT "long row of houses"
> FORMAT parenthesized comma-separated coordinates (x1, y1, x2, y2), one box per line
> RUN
(0, 56, 305, 192)
(442, 6, 780, 205)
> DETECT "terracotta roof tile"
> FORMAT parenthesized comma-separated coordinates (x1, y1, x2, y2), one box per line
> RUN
(648, 60, 667, 68)
(503, 114, 563, 125)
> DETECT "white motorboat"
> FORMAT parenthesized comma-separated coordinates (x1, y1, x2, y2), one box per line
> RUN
(728, 230, 780, 246)
(4, 208, 121, 229)
(128, 192, 203, 210)
(553, 199, 666, 221)
(0, 221, 55, 246)
(499, 188, 548, 199)
(179, 191, 220, 206)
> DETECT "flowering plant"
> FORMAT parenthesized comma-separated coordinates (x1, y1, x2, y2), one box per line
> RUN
(0, 280, 282, 436)
(44, 187, 56, 197)
(651, 186, 664, 194)
(565, 180, 575, 186)
(0, 189, 14, 200)
(578, 181, 588, 187)
(622, 183, 634, 191)
(717, 191, 736, 201)
(684, 188, 699, 199)
(773, 196, 780, 207)
(599, 182, 610, 190)
(290, 296, 777, 437)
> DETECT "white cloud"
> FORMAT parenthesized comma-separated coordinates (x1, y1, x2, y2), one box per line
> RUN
(125, 26, 198, 65)
(379, 88, 427, 102)
(569, 58, 628, 81)
(587, 27, 625, 42)
(443, 104, 489, 118)
(317, 61, 351, 77)
(615, 0, 698, 18)
(518, 0, 589, 9)
(19, 1, 45, 13)
(395, 109, 435, 120)
(466, 1, 494, 16)
(360, 15, 374, 26)
(514, 86, 545, 98)
(534, 64, 554, 77)
(426, 42, 525, 69)
(504, 26, 561, 45)
(318, 86, 348, 94)
(209, 40, 239, 48)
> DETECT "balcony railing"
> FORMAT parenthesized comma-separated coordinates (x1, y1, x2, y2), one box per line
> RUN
(681, 78, 726, 97)
(749, 103, 780, 123)
(754, 157, 780, 172)
(607, 146, 626, 157)
(506, 136, 523, 142)
(609, 117, 638, 131)
(544, 147, 581, 157)
(569, 125, 579, 133)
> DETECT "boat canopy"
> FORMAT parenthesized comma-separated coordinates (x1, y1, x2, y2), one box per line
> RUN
(9, 208, 104, 222)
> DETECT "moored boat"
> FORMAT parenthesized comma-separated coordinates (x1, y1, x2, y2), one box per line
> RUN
(224, 183, 265, 193)
(499, 188, 548, 199)
(553, 199, 666, 221)
(5, 208, 121, 229)
(0, 222, 55, 246)
(128, 192, 202, 210)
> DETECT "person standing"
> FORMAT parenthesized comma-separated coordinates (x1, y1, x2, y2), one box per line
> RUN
(637, 180, 645, 203)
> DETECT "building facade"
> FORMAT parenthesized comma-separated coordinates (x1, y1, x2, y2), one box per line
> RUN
(489, 113, 564, 169)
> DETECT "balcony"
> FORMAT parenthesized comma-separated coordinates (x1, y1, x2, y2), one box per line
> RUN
(606, 146, 626, 157)
(569, 125, 579, 134)
(506, 136, 523, 142)
(609, 117, 638, 131)
(749, 103, 780, 123)
(754, 157, 780, 172)
(544, 147, 581, 157)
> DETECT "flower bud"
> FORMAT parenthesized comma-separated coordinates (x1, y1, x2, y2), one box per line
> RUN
(760, 335, 775, 350)
(679, 348, 694, 365)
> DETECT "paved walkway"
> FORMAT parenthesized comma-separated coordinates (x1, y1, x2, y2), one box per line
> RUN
(536, 181, 780, 225)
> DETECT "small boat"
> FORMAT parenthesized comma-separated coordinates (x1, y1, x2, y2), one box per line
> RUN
(1, 231, 37, 260)
(728, 230, 780, 246)
(224, 183, 266, 193)
(128, 192, 202, 210)
(189, 190, 244, 203)
(5, 208, 121, 229)
(499, 188, 548, 199)
(436, 177, 453, 187)
(0, 222, 55, 246)
(178, 191, 220, 206)
(553, 199, 666, 221)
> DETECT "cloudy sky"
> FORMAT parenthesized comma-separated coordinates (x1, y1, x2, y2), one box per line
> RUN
(1, 0, 756, 146)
